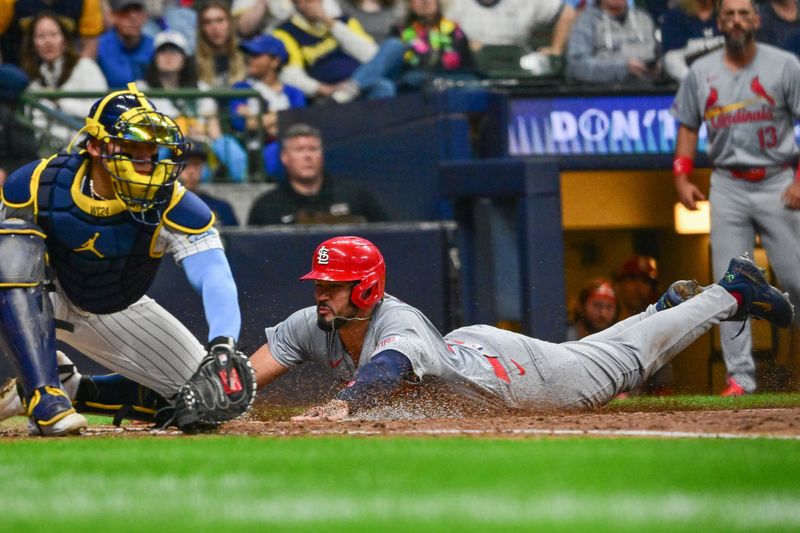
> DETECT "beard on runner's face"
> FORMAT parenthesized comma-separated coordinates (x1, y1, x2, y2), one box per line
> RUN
(316, 300, 358, 332)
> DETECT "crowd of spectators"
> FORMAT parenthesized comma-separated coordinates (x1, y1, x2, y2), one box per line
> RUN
(8, 1, 800, 99)
(6, 0, 800, 222)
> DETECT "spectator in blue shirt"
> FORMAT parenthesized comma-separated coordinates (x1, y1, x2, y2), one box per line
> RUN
(97, 0, 155, 88)
(661, 0, 722, 82)
(230, 35, 306, 136)
(757, 0, 800, 52)
(230, 34, 306, 181)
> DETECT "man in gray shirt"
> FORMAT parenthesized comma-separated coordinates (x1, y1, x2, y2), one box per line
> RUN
(249, 235, 792, 421)
(565, 0, 660, 83)
(671, 0, 800, 395)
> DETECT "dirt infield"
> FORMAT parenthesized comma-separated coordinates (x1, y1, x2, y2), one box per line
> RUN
(2, 405, 798, 439)
(221, 406, 800, 439)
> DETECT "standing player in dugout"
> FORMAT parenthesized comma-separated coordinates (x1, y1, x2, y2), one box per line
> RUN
(0, 83, 255, 436)
(671, 0, 800, 395)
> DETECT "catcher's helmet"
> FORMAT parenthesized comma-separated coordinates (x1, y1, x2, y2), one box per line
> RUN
(300, 236, 386, 309)
(73, 82, 187, 225)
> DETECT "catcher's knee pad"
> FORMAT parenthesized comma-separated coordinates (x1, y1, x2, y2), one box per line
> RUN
(0, 219, 47, 285)
(0, 220, 59, 395)
(74, 374, 171, 427)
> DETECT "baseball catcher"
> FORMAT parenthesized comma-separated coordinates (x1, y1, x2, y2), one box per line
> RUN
(0, 83, 253, 435)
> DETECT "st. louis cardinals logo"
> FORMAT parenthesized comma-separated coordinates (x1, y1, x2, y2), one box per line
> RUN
(317, 246, 330, 265)
(704, 76, 775, 127)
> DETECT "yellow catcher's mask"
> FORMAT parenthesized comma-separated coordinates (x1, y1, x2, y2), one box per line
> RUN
(75, 83, 187, 225)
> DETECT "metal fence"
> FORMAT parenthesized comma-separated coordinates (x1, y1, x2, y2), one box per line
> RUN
(20, 87, 268, 182)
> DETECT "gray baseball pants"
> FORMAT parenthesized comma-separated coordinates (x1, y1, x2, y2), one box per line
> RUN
(454, 286, 737, 410)
(709, 169, 800, 392)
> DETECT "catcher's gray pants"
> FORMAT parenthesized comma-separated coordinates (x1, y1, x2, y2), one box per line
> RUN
(455, 286, 736, 410)
(710, 169, 800, 392)
(51, 289, 205, 397)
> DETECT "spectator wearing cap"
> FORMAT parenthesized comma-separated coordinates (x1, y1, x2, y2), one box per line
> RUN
(273, 0, 405, 103)
(230, 34, 306, 135)
(138, 30, 213, 118)
(97, 0, 155, 88)
(137, 30, 249, 183)
(0, 0, 105, 65)
(230, 34, 306, 179)
(20, 11, 108, 144)
(566, 277, 618, 341)
(0, 64, 38, 184)
(614, 254, 659, 321)
(179, 139, 240, 226)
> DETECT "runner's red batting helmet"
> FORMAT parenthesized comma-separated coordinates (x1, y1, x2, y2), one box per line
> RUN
(301, 236, 386, 309)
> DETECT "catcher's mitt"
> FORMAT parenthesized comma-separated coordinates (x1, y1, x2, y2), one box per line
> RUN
(173, 336, 257, 433)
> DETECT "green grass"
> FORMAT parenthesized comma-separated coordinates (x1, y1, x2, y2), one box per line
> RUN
(0, 436, 799, 531)
(1, 394, 799, 531)
(605, 392, 800, 411)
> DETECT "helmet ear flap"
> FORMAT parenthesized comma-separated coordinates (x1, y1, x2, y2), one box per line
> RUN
(351, 270, 384, 309)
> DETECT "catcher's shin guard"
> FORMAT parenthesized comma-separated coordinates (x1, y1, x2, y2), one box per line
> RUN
(0, 350, 82, 421)
(74, 374, 171, 427)
(0, 220, 61, 396)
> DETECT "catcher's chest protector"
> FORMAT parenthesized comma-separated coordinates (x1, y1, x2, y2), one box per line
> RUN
(35, 152, 162, 314)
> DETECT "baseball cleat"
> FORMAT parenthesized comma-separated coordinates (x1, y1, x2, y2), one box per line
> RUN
(0, 351, 82, 422)
(720, 376, 748, 397)
(717, 256, 794, 327)
(25, 386, 87, 436)
(655, 280, 703, 312)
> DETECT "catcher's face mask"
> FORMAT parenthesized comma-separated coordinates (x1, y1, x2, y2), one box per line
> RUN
(100, 110, 185, 225)
(74, 83, 187, 225)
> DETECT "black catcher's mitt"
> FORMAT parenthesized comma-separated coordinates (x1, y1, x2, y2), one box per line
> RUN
(173, 336, 257, 433)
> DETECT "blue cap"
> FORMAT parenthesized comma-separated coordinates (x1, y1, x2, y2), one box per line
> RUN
(239, 35, 288, 63)
(0, 64, 29, 101)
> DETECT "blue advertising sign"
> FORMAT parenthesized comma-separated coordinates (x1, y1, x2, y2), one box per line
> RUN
(508, 95, 710, 156)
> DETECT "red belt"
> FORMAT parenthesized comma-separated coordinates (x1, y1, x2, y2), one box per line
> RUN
(728, 165, 789, 182)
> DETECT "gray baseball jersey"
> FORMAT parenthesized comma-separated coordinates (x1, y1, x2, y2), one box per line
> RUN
(266, 294, 513, 407)
(671, 43, 800, 167)
(670, 43, 800, 392)
(266, 288, 739, 411)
